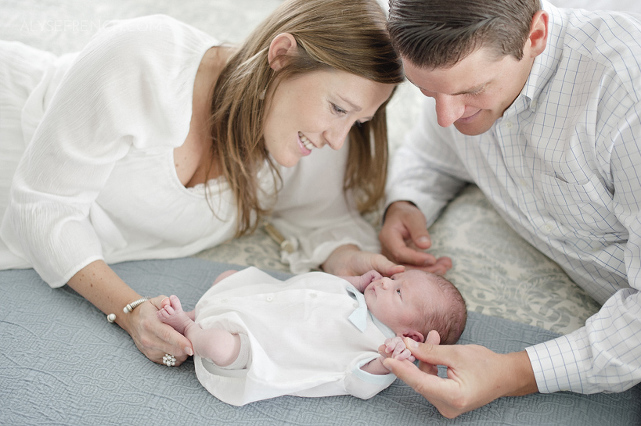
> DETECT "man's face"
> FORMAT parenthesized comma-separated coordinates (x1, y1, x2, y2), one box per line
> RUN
(402, 47, 534, 136)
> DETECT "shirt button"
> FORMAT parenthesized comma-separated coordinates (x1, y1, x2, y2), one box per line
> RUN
(505, 121, 513, 129)
(266, 295, 274, 302)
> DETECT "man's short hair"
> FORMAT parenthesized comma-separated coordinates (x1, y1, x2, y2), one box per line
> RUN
(387, 0, 541, 68)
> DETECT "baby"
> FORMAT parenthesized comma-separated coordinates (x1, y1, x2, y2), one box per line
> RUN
(158, 267, 467, 405)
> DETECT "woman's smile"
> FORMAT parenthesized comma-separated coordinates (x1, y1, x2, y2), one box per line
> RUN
(298, 131, 315, 155)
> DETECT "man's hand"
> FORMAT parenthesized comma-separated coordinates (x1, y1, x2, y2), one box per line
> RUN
(383, 338, 538, 419)
(380, 201, 452, 274)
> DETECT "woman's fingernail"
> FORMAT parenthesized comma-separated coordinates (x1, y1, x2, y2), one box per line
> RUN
(185, 347, 194, 356)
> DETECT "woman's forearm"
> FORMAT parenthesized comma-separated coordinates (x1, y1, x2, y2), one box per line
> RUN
(66, 259, 142, 331)
(67, 259, 193, 366)
(321, 244, 360, 275)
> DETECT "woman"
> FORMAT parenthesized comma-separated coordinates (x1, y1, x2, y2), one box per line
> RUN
(0, 0, 405, 365)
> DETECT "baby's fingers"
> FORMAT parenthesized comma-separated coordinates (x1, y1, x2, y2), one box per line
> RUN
(396, 348, 416, 362)
(392, 342, 408, 357)
(383, 338, 397, 352)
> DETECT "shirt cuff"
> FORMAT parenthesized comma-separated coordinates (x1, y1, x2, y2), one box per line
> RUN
(525, 327, 592, 394)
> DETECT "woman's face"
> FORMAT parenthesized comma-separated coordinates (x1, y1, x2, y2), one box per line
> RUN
(262, 69, 395, 168)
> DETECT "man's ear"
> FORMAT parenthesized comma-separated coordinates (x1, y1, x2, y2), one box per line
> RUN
(268, 32, 297, 71)
(526, 10, 549, 58)
(402, 330, 425, 343)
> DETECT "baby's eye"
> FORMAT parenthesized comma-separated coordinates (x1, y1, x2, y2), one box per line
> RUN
(396, 288, 401, 296)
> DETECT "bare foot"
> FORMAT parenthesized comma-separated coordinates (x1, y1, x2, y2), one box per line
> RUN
(157, 295, 194, 335)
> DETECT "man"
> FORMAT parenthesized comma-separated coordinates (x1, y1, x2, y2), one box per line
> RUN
(379, 0, 641, 418)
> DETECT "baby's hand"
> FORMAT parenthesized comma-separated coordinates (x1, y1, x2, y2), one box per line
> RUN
(355, 270, 384, 292)
(341, 269, 383, 293)
(379, 336, 416, 363)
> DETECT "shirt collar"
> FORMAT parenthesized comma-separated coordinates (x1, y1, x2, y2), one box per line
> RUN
(520, 0, 564, 109)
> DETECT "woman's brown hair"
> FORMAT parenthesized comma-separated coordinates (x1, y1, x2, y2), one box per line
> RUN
(208, 0, 404, 236)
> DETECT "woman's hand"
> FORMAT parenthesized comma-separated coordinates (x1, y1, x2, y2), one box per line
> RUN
(321, 244, 405, 277)
(67, 260, 193, 366)
(125, 295, 194, 366)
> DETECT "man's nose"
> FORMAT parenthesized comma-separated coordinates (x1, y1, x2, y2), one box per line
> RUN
(433, 94, 465, 128)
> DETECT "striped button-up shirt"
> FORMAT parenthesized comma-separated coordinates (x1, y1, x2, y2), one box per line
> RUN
(387, 1, 641, 394)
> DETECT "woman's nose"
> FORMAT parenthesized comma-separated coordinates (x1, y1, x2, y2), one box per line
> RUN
(323, 123, 350, 150)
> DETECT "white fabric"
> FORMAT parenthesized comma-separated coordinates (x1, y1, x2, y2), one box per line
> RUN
(548, 0, 641, 14)
(386, 1, 641, 394)
(193, 267, 396, 406)
(0, 14, 380, 287)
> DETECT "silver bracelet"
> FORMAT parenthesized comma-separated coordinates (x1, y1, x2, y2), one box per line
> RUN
(106, 297, 149, 323)
(123, 297, 150, 313)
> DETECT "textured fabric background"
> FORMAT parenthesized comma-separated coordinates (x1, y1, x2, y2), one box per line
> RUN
(2, 258, 639, 425)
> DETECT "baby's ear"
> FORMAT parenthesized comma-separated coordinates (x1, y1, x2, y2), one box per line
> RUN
(402, 330, 425, 343)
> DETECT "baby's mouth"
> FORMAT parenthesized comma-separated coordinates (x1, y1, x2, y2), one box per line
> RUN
(298, 131, 314, 150)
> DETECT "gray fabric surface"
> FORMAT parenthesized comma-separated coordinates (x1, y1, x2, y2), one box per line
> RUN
(1, 257, 639, 425)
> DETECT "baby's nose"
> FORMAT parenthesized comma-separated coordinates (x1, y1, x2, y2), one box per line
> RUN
(380, 278, 391, 289)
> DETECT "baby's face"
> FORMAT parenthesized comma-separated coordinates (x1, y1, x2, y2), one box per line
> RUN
(363, 269, 438, 335)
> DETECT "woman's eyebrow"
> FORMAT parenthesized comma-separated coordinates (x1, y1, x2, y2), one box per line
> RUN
(337, 95, 362, 112)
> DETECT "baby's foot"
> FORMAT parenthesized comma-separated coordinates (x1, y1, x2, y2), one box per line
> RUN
(157, 295, 193, 335)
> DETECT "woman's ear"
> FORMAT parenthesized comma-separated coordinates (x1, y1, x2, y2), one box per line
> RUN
(268, 32, 297, 71)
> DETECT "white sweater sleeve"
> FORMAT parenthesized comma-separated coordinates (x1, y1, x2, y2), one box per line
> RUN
(2, 16, 199, 287)
(271, 143, 381, 273)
